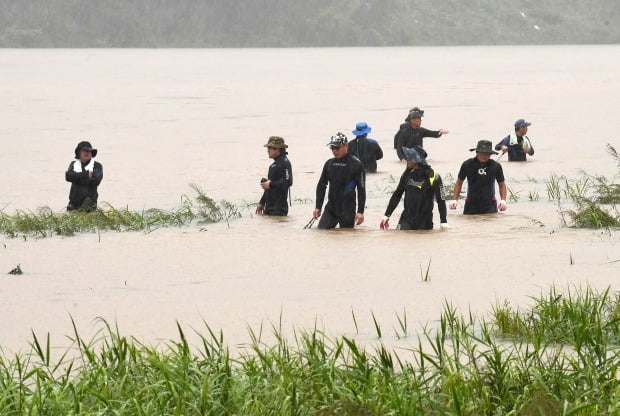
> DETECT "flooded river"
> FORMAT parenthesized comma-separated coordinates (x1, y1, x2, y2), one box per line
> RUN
(0, 46, 618, 353)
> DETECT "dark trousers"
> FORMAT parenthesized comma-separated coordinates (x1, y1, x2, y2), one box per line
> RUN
(318, 208, 355, 229)
(463, 199, 497, 215)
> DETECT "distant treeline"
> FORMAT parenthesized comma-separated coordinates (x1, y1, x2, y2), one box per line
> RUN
(1, 0, 619, 47)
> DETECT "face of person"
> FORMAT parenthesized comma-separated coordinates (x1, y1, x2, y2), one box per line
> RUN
(406, 160, 417, 169)
(267, 146, 281, 158)
(79, 149, 92, 163)
(330, 143, 348, 159)
(517, 125, 528, 135)
(476, 152, 491, 163)
(408, 117, 422, 128)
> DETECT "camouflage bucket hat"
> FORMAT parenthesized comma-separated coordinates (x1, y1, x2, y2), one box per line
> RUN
(264, 136, 288, 149)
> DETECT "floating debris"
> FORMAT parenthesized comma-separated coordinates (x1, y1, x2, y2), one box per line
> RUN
(8, 264, 23, 275)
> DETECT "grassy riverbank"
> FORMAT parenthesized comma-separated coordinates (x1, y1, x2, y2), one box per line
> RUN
(1, 285, 618, 415)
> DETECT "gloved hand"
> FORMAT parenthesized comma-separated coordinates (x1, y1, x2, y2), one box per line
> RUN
(498, 199, 507, 212)
(439, 222, 450, 230)
(449, 201, 459, 210)
(379, 216, 390, 230)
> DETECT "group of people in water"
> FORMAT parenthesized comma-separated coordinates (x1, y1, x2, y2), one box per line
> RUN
(64, 106, 534, 230)
(256, 107, 534, 230)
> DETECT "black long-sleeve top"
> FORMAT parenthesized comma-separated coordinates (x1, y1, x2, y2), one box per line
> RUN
(315, 152, 366, 215)
(393, 124, 442, 159)
(348, 136, 383, 173)
(65, 159, 103, 210)
(259, 153, 292, 215)
(384, 166, 447, 230)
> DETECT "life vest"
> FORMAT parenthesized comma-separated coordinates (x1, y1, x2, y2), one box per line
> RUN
(509, 133, 532, 148)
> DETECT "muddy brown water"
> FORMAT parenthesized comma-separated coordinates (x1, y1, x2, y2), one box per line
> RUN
(0, 46, 618, 354)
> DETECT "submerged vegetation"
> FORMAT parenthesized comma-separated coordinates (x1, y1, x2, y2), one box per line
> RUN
(1, 285, 619, 414)
(547, 146, 620, 228)
(0, 184, 241, 239)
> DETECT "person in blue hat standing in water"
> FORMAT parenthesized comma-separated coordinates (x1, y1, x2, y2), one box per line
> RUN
(348, 121, 383, 173)
(380, 146, 449, 230)
(495, 118, 535, 161)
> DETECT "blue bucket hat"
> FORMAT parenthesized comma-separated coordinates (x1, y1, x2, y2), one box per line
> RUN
(402, 146, 428, 165)
(352, 121, 372, 136)
(514, 118, 532, 128)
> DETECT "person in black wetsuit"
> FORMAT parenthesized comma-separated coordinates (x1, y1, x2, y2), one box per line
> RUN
(380, 146, 449, 230)
(393, 107, 449, 160)
(450, 140, 508, 214)
(348, 121, 383, 173)
(256, 136, 292, 216)
(313, 132, 366, 229)
(65, 140, 103, 212)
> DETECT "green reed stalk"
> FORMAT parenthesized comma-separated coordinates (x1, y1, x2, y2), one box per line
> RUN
(1, 285, 619, 414)
(0, 187, 243, 239)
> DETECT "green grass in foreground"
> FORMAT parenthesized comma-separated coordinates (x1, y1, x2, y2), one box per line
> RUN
(0, 184, 241, 238)
(1, 285, 619, 415)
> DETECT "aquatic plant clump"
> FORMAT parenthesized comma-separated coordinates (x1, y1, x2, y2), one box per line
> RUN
(0, 184, 241, 238)
(547, 145, 620, 228)
(1, 286, 619, 415)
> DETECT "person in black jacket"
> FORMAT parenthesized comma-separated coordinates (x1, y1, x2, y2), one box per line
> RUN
(313, 132, 366, 229)
(380, 146, 449, 230)
(256, 136, 293, 216)
(494, 118, 535, 161)
(393, 107, 449, 160)
(348, 121, 383, 173)
(65, 140, 103, 212)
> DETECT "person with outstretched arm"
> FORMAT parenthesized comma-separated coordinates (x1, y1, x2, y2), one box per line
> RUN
(313, 132, 366, 229)
(380, 146, 448, 230)
(450, 140, 507, 214)
(393, 107, 449, 160)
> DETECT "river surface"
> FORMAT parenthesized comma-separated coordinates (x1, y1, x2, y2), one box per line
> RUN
(0, 46, 618, 354)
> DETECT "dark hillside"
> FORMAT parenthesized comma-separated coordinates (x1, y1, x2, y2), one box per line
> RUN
(0, 0, 618, 47)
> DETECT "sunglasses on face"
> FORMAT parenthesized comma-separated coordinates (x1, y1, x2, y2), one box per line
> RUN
(330, 145, 342, 150)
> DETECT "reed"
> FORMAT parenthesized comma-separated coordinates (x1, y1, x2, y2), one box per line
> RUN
(546, 151, 620, 228)
(507, 186, 520, 203)
(1, 285, 618, 414)
(0, 185, 242, 239)
(420, 258, 432, 282)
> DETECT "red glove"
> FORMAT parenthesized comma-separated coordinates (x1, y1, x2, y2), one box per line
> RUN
(379, 216, 390, 230)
